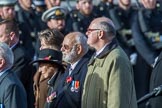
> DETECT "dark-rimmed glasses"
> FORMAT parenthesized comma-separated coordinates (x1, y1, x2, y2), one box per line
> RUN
(61, 43, 79, 51)
(87, 28, 102, 33)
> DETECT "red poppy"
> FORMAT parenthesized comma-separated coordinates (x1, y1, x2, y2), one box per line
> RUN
(43, 56, 51, 60)
(66, 76, 72, 83)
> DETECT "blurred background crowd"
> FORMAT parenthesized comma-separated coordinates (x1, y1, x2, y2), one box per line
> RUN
(0, 0, 162, 108)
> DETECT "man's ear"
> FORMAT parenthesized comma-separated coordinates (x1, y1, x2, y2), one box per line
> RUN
(0, 58, 5, 69)
(97, 30, 104, 39)
(76, 44, 82, 55)
(9, 31, 15, 40)
(76, 3, 80, 10)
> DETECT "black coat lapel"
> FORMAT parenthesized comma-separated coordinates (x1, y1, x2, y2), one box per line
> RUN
(70, 55, 90, 76)
(89, 38, 118, 65)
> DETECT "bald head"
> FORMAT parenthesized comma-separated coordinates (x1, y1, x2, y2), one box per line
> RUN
(64, 32, 80, 42)
(65, 32, 88, 51)
(86, 17, 116, 51)
(65, 32, 85, 42)
(89, 17, 116, 38)
(91, 17, 115, 28)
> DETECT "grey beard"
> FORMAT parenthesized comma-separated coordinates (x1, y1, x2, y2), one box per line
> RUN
(62, 46, 78, 64)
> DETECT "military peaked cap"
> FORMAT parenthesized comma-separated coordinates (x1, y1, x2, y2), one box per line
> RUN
(33, 0, 45, 6)
(42, 6, 67, 22)
(0, 0, 17, 6)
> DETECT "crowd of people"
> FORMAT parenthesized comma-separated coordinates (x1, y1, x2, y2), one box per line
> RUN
(0, 0, 162, 108)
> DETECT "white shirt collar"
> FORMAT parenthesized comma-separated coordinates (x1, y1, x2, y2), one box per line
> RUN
(70, 59, 80, 70)
(68, 59, 81, 75)
(95, 43, 109, 57)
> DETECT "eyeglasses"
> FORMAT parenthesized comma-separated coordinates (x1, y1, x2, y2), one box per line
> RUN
(61, 44, 70, 50)
(87, 28, 103, 33)
(61, 43, 79, 51)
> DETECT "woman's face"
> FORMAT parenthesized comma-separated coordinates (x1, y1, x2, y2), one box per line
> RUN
(38, 63, 57, 78)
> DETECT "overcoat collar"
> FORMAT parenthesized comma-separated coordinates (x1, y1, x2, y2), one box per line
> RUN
(89, 38, 118, 65)
(153, 51, 162, 68)
(0, 70, 11, 85)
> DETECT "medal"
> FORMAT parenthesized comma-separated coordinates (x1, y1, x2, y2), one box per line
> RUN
(74, 81, 80, 92)
(46, 91, 57, 103)
(71, 81, 75, 92)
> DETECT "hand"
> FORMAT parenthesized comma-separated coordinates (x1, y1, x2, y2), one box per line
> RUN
(140, 0, 156, 9)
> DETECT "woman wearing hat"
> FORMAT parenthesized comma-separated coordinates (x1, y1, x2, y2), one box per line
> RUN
(32, 49, 65, 108)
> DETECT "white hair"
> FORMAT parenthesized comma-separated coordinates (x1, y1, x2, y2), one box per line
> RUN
(75, 33, 89, 55)
(97, 21, 116, 37)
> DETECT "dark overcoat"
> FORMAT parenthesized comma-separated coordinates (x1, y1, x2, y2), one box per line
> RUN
(0, 70, 27, 108)
(149, 51, 162, 108)
(45, 53, 91, 108)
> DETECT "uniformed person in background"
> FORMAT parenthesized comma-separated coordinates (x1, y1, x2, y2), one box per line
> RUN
(116, 1, 150, 108)
(31, 0, 48, 58)
(95, 0, 113, 18)
(0, 0, 17, 19)
(116, 0, 137, 59)
(132, 0, 162, 108)
(42, 6, 70, 35)
(67, 0, 98, 34)
(0, 0, 35, 59)
(149, 46, 162, 108)
(16, 0, 35, 59)
(131, 0, 162, 108)
(32, 0, 47, 31)
(16, 0, 47, 59)
(131, 0, 161, 67)
(144, 0, 162, 107)
(95, 0, 136, 58)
